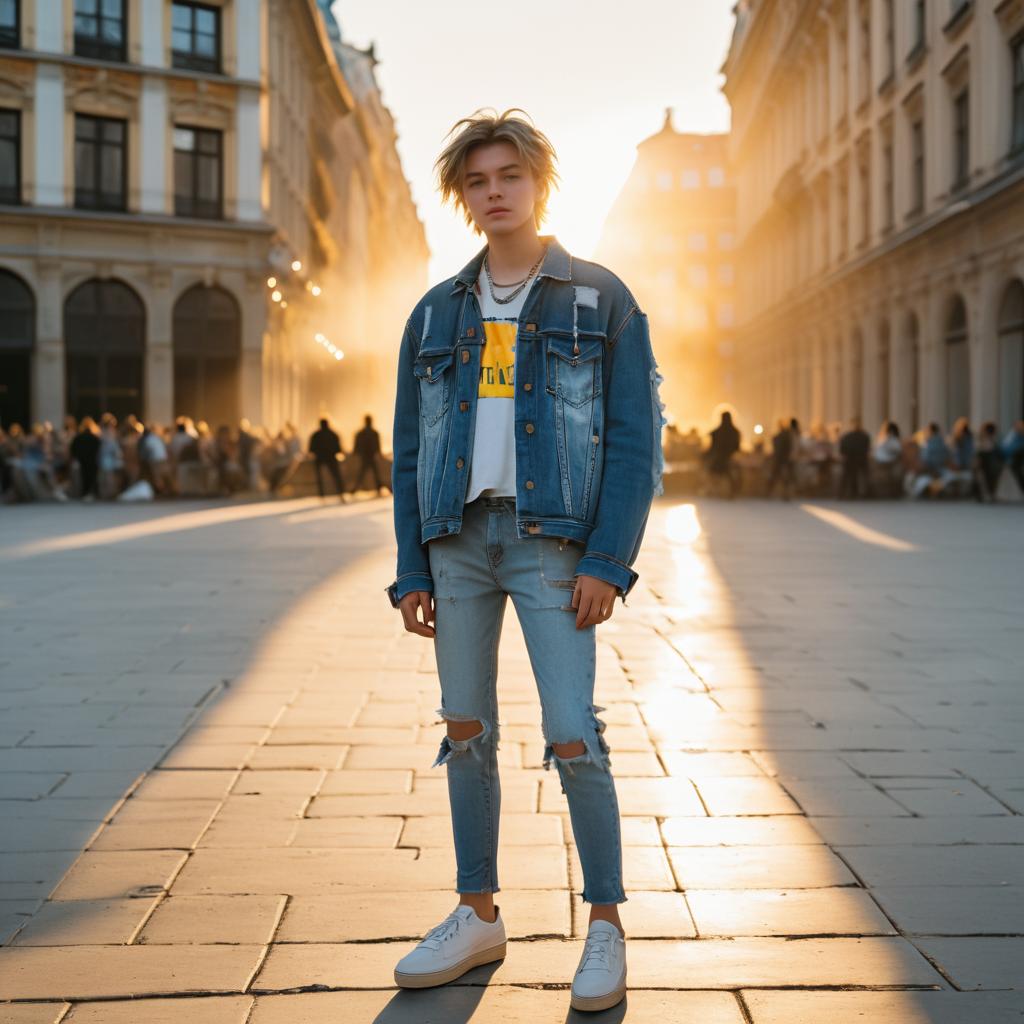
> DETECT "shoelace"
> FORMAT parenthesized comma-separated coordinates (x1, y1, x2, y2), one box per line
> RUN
(578, 931, 614, 971)
(418, 913, 462, 950)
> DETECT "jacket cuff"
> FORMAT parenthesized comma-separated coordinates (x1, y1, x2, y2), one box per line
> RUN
(573, 552, 639, 602)
(386, 572, 435, 609)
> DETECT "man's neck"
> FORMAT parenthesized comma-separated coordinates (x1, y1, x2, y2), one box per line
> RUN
(484, 223, 547, 284)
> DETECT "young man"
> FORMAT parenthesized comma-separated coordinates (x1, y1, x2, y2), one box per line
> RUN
(386, 108, 665, 1013)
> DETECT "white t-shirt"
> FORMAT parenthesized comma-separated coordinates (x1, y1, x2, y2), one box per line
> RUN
(464, 267, 538, 503)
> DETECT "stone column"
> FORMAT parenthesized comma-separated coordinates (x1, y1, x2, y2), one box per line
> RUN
(240, 274, 267, 425)
(969, 264, 999, 426)
(34, 64, 64, 207)
(861, 315, 882, 430)
(146, 270, 174, 424)
(920, 282, 947, 427)
(811, 333, 825, 424)
(139, 79, 168, 214)
(33, 260, 65, 425)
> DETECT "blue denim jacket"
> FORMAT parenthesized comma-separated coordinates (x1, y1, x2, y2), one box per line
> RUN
(386, 235, 666, 609)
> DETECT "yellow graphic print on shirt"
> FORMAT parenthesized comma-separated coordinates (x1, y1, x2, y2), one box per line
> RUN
(478, 321, 516, 398)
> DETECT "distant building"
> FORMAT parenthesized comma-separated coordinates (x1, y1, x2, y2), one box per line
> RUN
(595, 110, 737, 430)
(0, 0, 428, 433)
(721, 0, 1024, 436)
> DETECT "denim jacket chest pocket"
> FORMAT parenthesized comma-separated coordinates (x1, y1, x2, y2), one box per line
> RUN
(412, 350, 455, 427)
(543, 332, 605, 408)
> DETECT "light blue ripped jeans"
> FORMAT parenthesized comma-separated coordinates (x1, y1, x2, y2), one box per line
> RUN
(427, 494, 627, 906)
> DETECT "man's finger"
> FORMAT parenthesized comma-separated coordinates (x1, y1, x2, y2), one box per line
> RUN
(576, 592, 595, 629)
(420, 593, 435, 631)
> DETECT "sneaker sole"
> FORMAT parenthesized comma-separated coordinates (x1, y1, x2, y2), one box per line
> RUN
(570, 971, 627, 1012)
(393, 939, 507, 989)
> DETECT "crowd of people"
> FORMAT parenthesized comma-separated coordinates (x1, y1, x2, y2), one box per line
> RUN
(0, 412, 389, 504)
(5, 406, 1022, 506)
(664, 414, 1024, 502)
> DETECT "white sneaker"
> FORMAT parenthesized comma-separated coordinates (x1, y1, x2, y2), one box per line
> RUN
(394, 903, 506, 989)
(570, 919, 627, 1012)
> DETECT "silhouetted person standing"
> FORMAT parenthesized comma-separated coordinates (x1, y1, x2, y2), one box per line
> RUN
(839, 417, 871, 498)
(350, 414, 390, 496)
(309, 418, 346, 500)
(70, 417, 101, 500)
(707, 411, 741, 498)
(767, 419, 794, 500)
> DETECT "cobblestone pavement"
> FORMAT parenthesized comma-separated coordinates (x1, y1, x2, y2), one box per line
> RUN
(0, 496, 1022, 1023)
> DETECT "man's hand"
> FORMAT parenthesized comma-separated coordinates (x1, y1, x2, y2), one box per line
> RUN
(398, 590, 435, 638)
(571, 574, 619, 629)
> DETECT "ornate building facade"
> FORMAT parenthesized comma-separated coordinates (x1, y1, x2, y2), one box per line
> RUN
(594, 111, 737, 430)
(722, 0, 1024, 436)
(0, 0, 427, 433)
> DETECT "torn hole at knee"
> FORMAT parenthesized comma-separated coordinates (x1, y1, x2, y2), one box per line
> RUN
(551, 740, 586, 758)
(446, 719, 485, 741)
(431, 709, 494, 768)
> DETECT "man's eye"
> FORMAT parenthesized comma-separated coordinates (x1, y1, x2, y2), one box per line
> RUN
(506, 175, 519, 180)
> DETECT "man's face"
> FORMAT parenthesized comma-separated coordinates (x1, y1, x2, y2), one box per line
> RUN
(462, 141, 537, 237)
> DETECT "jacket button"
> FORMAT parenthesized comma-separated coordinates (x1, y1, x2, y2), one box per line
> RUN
(525, 323, 537, 332)
(456, 457, 464, 469)
(523, 382, 532, 392)
(467, 327, 476, 338)
(525, 480, 534, 489)
(525, 423, 534, 434)
(459, 400, 469, 411)
(461, 349, 470, 363)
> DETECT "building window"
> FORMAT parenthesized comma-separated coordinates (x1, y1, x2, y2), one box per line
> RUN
(0, 0, 18, 49)
(910, 117, 924, 214)
(857, 0, 871, 105)
(174, 125, 222, 218)
(910, 0, 926, 58)
(0, 108, 19, 203)
(882, 136, 894, 229)
(74, 0, 126, 63)
(718, 263, 734, 285)
(172, 2, 220, 74)
(656, 171, 673, 191)
(883, 0, 895, 78)
(858, 157, 870, 246)
(707, 166, 726, 187)
(681, 168, 700, 189)
(716, 302, 735, 328)
(837, 168, 849, 256)
(717, 231, 734, 250)
(1012, 32, 1024, 154)
(687, 231, 707, 252)
(952, 87, 969, 192)
(74, 114, 126, 211)
(688, 265, 708, 287)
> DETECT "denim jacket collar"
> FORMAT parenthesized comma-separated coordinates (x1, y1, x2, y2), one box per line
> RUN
(449, 234, 572, 295)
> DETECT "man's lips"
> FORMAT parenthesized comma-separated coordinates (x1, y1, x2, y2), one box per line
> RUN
(487, 208, 510, 215)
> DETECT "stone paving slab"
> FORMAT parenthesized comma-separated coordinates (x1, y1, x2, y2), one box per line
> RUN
(741, 989, 1024, 1023)
(0, 498, 1021, 1021)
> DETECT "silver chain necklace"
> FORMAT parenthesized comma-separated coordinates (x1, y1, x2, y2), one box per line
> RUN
(483, 245, 546, 305)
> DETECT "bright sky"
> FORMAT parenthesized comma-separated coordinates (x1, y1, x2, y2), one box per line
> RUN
(334, 1, 736, 284)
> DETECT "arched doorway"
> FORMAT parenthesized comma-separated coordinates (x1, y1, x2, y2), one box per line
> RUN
(65, 279, 146, 421)
(172, 284, 241, 427)
(0, 270, 35, 428)
(997, 279, 1024, 430)
(945, 294, 970, 424)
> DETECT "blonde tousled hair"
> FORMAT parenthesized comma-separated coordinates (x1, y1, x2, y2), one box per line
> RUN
(434, 107, 560, 235)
